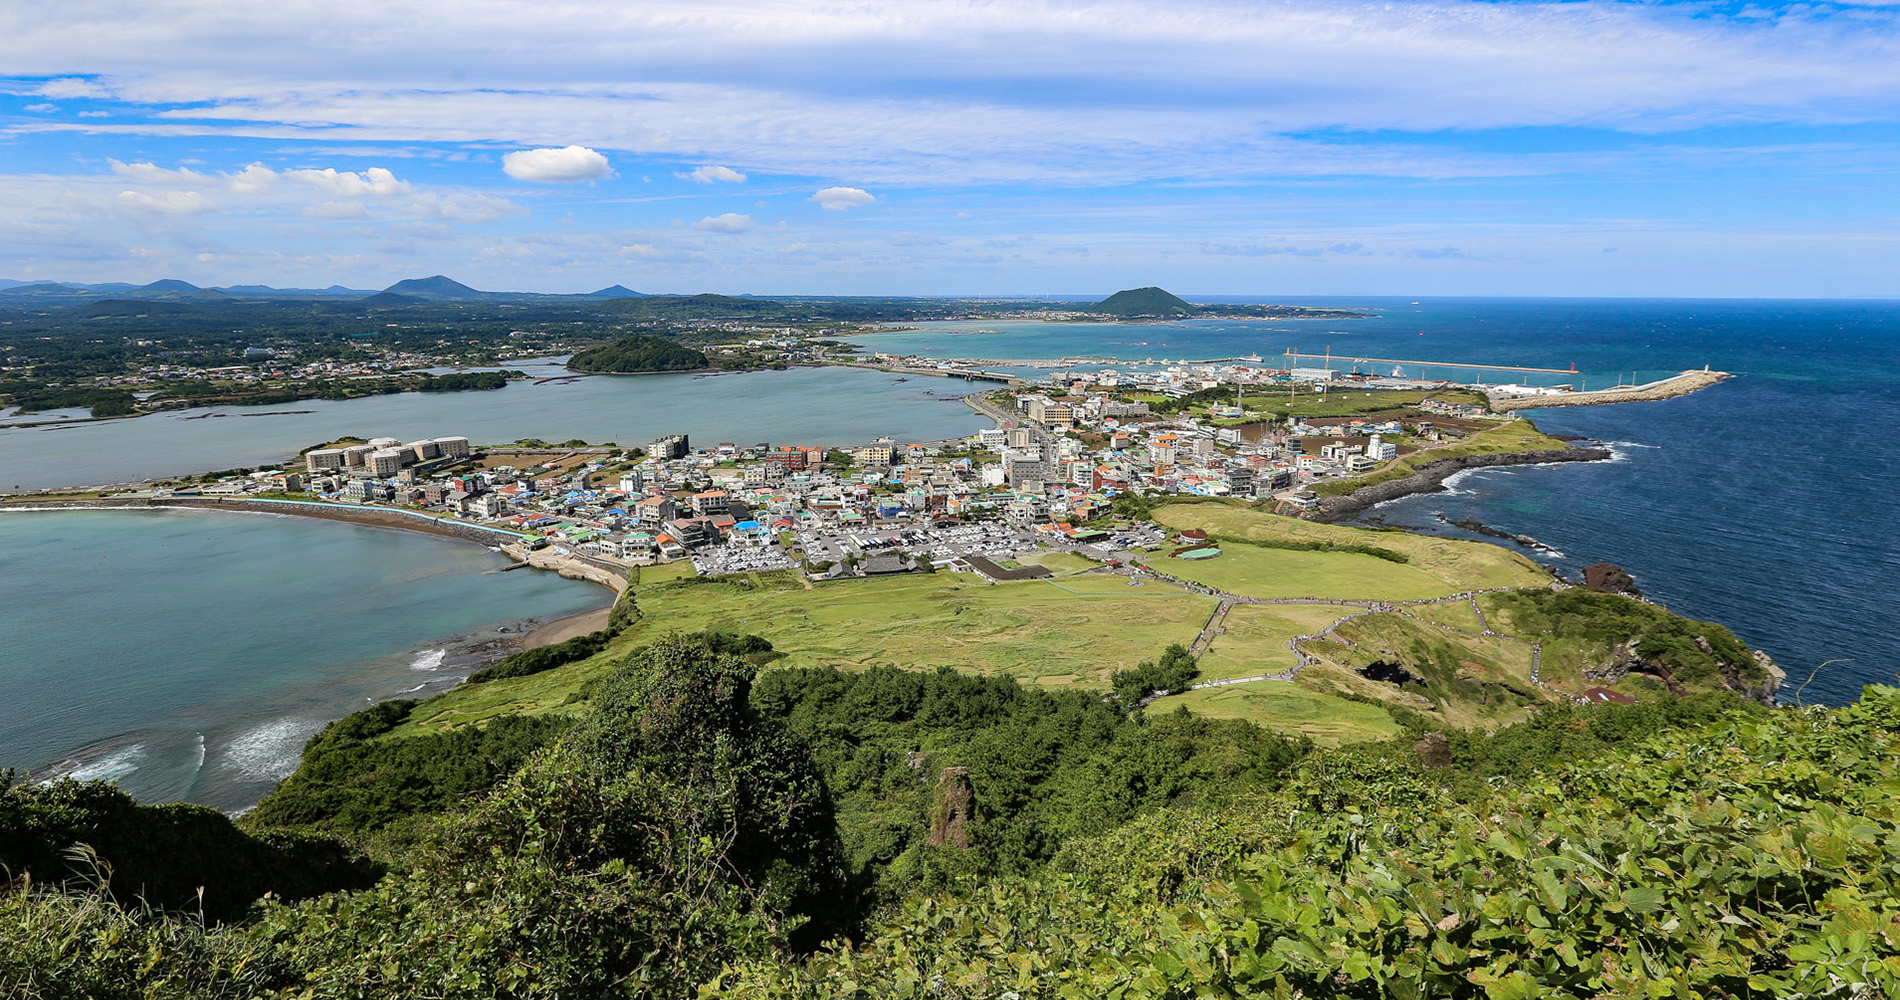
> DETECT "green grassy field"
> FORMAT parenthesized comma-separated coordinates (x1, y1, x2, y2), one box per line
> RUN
(396, 571, 1217, 735)
(1018, 550, 1101, 575)
(1150, 502, 1548, 594)
(1194, 604, 1355, 682)
(1411, 596, 1486, 633)
(633, 561, 698, 585)
(1156, 544, 1461, 601)
(1153, 680, 1404, 745)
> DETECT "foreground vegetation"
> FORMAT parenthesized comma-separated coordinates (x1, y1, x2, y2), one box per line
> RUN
(10, 622, 1892, 998)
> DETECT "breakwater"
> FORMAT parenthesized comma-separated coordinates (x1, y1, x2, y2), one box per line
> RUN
(1489, 369, 1731, 411)
(1315, 446, 1612, 521)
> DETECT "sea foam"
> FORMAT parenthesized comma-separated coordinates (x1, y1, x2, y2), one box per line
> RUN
(222, 719, 323, 781)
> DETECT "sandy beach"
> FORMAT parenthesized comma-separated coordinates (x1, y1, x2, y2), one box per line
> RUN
(520, 606, 614, 648)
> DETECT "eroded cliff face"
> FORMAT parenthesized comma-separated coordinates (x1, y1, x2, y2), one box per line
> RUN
(1588, 639, 1785, 706)
(927, 767, 975, 849)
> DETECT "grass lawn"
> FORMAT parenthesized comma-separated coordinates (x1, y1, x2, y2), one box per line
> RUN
(1195, 604, 1356, 682)
(1151, 502, 1548, 594)
(1153, 680, 1403, 746)
(1019, 549, 1100, 575)
(634, 561, 698, 585)
(1410, 597, 1486, 633)
(396, 571, 1216, 735)
(1155, 542, 1461, 601)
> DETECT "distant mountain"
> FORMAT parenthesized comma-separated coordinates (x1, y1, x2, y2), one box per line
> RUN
(0, 282, 87, 299)
(586, 285, 645, 299)
(378, 275, 488, 301)
(360, 291, 425, 306)
(0, 278, 36, 290)
(118, 279, 232, 302)
(1091, 286, 1196, 318)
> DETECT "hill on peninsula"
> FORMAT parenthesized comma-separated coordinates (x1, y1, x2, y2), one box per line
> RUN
(567, 334, 708, 373)
(1091, 286, 1197, 317)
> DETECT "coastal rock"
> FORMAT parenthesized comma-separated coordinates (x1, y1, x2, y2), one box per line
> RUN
(1583, 563, 1641, 597)
(1315, 446, 1611, 521)
(927, 766, 975, 849)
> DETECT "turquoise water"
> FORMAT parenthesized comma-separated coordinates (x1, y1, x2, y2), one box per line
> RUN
(0, 508, 608, 811)
(0, 363, 987, 490)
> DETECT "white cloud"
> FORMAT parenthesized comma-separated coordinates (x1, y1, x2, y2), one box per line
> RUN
(118, 189, 217, 214)
(679, 164, 746, 184)
(812, 186, 875, 211)
(501, 145, 614, 183)
(620, 243, 660, 256)
(24, 103, 55, 112)
(35, 78, 109, 99)
(285, 166, 410, 197)
(77, 110, 110, 117)
(693, 213, 755, 233)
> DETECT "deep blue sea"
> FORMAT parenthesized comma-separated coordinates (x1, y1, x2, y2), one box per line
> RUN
(854, 298, 1900, 704)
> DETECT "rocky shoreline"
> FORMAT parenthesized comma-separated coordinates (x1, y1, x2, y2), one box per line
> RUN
(1313, 444, 1613, 521)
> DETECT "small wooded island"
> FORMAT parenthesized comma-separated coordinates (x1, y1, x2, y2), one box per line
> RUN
(565, 335, 709, 373)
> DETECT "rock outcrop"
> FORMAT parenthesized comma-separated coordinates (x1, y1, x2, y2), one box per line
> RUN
(1315, 446, 1611, 521)
(1583, 563, 1640, 597)
(927, 767, 975, 849)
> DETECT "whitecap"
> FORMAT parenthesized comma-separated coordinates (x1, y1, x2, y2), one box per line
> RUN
(60, 743, 147, 783)
(220, 719, 324, 781)
(409, 648, 447, 671)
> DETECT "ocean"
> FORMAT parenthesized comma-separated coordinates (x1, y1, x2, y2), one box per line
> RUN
(852, 298, 1900, 703)
(0, 507, 609, 811)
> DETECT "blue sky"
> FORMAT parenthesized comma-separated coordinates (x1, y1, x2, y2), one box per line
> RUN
(2, 0, 1897, 297)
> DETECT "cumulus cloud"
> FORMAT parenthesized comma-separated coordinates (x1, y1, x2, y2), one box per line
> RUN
(680, 164, 745, 184)
(24, 103, 55, 113)
(501, 145, 614, 183)
(693, 212, 755, 233)
(812, 186, 875, 211)
(118, 189, 217, 215)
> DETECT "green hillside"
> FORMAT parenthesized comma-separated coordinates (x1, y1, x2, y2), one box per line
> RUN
(566, 334, 708, 372)
(1093, 285, 1197, 317)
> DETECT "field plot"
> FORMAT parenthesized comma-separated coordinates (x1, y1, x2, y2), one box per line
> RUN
(1151, 502, 1548, 594)
(1155, 680, 1403, 745)
(1157, 543, 1456, 601)
(1194, 604, 1353, 682)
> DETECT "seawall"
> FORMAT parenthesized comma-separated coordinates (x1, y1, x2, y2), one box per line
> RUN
(1490, 369, 1731, 411)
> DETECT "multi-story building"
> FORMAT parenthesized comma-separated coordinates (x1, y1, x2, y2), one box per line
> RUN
(649, 433, 690, 460)
(366, 448, 406, 477)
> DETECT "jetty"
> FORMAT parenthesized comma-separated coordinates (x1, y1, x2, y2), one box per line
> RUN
(1489, 368, 1731, 411)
